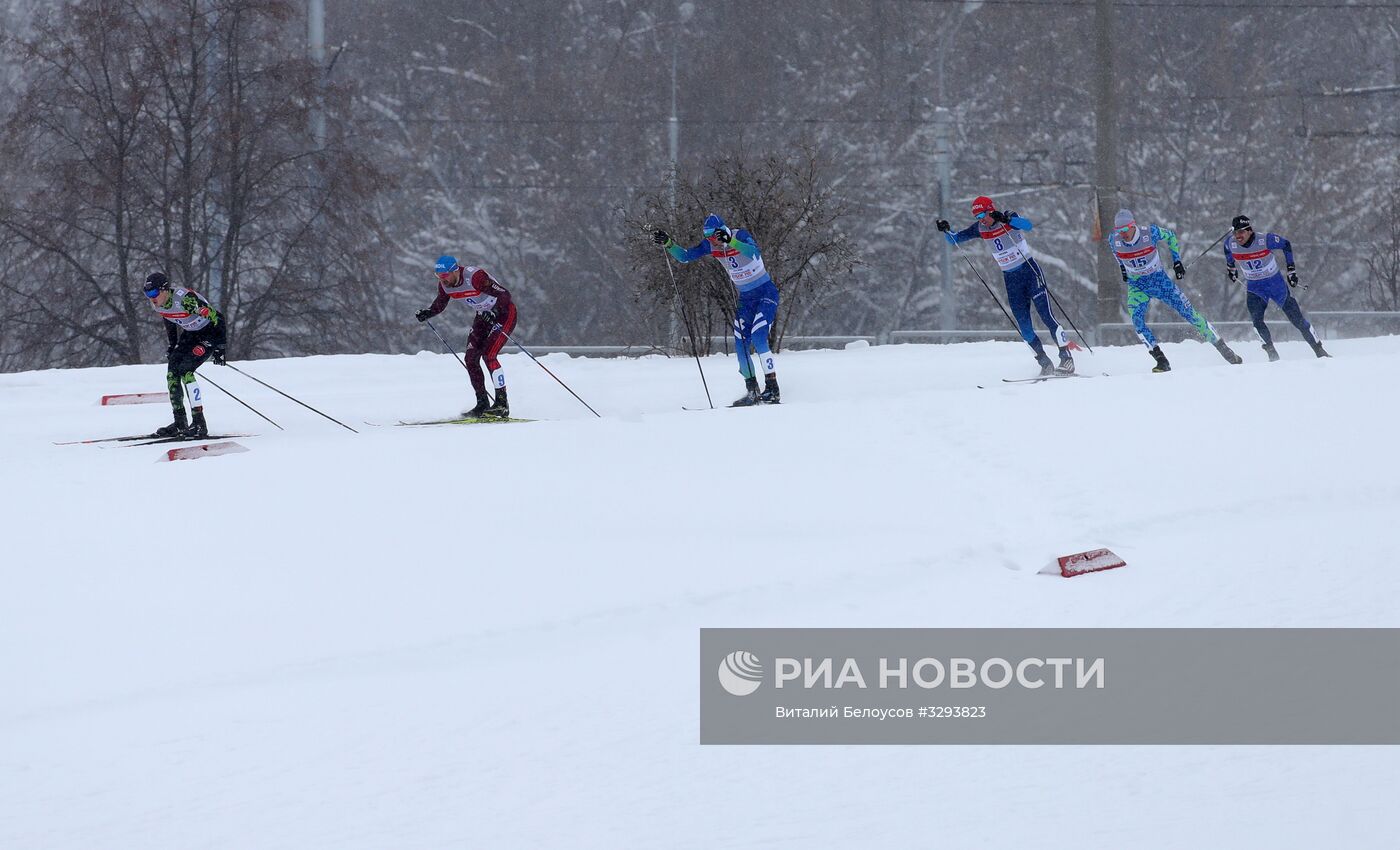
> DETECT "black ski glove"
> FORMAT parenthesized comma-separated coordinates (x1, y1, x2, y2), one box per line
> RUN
(480, 309, 497, 325)
(989, 210, 1009, 224)
(710, 225, 731, 243)
(415, 308, 434, 322)
(1286, 266, 1302, 289)
(209, 345, 226, 366)
(935, 219, 951, 232)
(1227, 266, 1239, 282)
(1173, 260, 1186, 280)
(1120, 266, 1128, 283)
(651, 229, 670, 246)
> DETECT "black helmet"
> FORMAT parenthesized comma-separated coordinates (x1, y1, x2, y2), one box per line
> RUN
(1231, 215, 1252, 232)
(142, 272, 169, 298)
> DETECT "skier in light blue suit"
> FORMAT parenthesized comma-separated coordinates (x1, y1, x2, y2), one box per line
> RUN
(1108, 208, 1241, 372)
(653, 214, 780, 406)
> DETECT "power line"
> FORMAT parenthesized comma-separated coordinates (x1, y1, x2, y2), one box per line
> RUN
(900, 0, 1396, 8)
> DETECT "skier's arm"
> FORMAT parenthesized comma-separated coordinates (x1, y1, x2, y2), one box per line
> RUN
(165, 319, 179, 350)
(946, 221, 980, 245)
(417, 287, 450, 320)
(665, 239, 711, 263)
(1266, 232, 1295, 268)
(729, 229, 761, 258)
(1007, 214, 1033, 231)
(1223, 241, 1236, 270)
(1109, 239, 1129, 281)
(1151, 224, 1183, 262)
(482, 277, 512, 318)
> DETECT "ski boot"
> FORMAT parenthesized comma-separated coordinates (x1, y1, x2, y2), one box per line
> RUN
(1149, 346, 1171, 373)
(464, 390, 492, 418)
(731, 376, 761, 407)
(182, 408, 209, 440)
(1262, 342, 1280, 362)
(1213, 338, 1243, 365)
(154, 409, 189, 438)
(483, 387, 510, 419)
(759, 374, 781, 404)
(1310, 340, 1331, 358)
(1035, 352, 1056, 377)
(1055, 347, 1075, 375)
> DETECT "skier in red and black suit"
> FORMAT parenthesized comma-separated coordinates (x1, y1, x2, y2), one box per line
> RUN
(415, 254, 517, 418)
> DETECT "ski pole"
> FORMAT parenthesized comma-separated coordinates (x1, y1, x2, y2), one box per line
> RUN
(948, 237, 1021, 337)
(220, 363, 358, 433)
(1030, 262, 1095, 354)
(650, 226, 714, 409)
(1185, 229, 1231, 269)
(500, 328, 602, 418)
(423, 319, 471, 374)
(200, 371, 284, 430)
(428, 317, 601, 418)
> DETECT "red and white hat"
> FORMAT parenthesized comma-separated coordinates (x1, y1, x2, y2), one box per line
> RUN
(971, 196, 995, 216)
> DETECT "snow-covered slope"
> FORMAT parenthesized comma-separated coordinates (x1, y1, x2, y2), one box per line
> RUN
(3, 337, 1397, 848)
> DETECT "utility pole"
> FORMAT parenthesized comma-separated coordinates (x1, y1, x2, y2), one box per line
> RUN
(934, 107, 956, 330)
(1092, 0, 1120, 339)
(667, 2, 694, 353)
(308, 0, 326, 148)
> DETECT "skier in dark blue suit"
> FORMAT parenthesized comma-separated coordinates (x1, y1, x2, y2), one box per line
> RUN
(1223, 215, 1329, 360)
(938, 196, 1073, 376)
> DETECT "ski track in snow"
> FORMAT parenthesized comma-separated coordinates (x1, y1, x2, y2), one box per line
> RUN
(2, 338, 1398, 848)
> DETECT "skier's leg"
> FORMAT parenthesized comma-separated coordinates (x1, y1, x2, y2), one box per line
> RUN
(751, 283, 780, 402)
(730, 290, 761, 405)
(462, 321, 492, 414)
(1280, 295, 1319, 345)
(733, 294, 757, 381)
(1126, 285, 1157, 348)
(1027, 259, 1069, 348)
(1005, 267, 1046, 356)
(483, 303, 517, 391)
(1247, 290, 1273, 346)
(165, 368, 187, 423)
(1156, 278, 1220, 343)
(750, 283, 778, 377)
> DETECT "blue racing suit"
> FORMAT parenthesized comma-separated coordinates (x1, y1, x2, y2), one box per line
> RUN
(947, 214, 1068, 357)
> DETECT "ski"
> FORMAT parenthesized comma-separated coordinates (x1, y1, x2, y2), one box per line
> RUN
(54, 432, 163, 445)
(364, 417, 534, 427)
(1002, 374, 1077, 384)
(1002, 372, 1103, 384)
(122, 433, 254, 447)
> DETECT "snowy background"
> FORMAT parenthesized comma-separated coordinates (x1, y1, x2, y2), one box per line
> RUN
(1, 0, 1397, 369)
(3, 339, 1397, 847)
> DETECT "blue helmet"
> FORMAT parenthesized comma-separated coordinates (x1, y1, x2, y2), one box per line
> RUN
(702, 214, 726, 236)
(434, 254, 459, 275)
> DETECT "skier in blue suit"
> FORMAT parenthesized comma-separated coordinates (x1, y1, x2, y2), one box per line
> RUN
(938, 195, 1073, 376)
(1222, 214, 1329, 360)
(653, 214, 780, 406)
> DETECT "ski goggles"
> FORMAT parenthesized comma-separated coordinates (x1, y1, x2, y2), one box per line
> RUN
(975, 211, 989, 220)
(142, 283, 164, 298)
(1114, 223, 1135, 235)
(435, 269, 456, 280)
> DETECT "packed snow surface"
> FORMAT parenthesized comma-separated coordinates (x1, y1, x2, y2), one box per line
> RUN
(3, 337, 1397, 848)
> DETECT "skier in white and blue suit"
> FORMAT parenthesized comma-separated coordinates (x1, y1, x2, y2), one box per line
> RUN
(1108, 208, 1241, 372)
(1222, 214, 1329, 361)
(938, 195, 1073, 376)
(652, 214, 780, 406)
